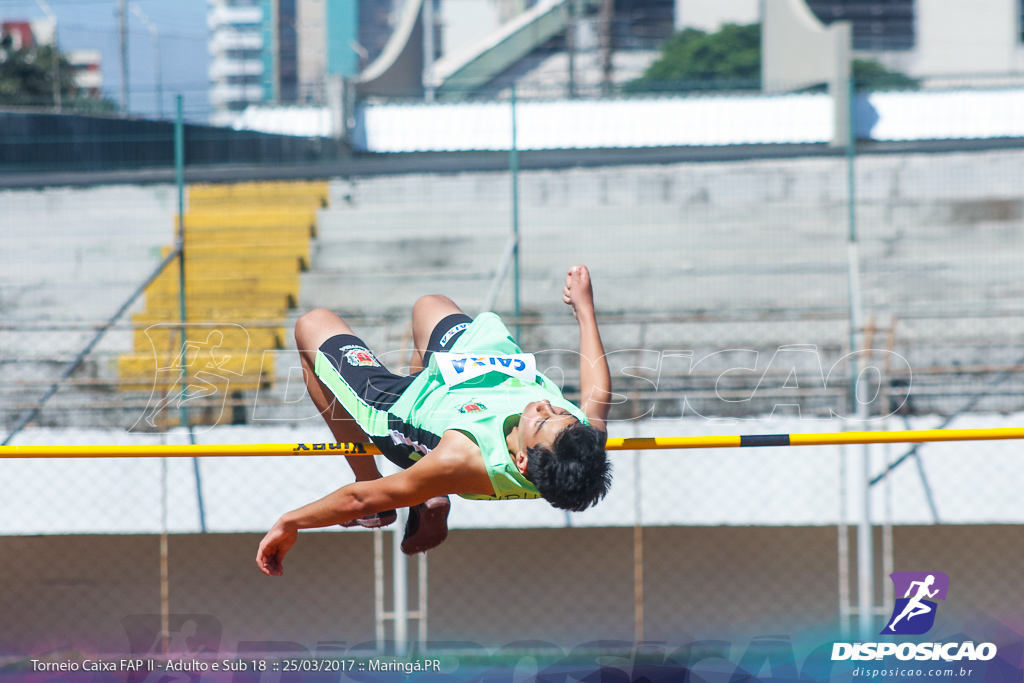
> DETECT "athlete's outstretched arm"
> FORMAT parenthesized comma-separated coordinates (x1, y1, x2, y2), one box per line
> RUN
(563, 265, 611, 435)
(256, 431, 491, 576)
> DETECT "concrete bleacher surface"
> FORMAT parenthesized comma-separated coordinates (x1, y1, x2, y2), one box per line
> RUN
(2, 148, 1024, 535)
(0, 185, 181, 428)
(3, 149, 1024, 430)
(0, 185, 179, 323)
(287, 155, 1024, 426)
(309, 150, 1024, 317)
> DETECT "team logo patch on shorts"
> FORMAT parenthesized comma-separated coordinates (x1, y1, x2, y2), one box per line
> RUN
(439, 322, 469, 348)
(340, 344, 380, 367)
(458, 401, 487, 414)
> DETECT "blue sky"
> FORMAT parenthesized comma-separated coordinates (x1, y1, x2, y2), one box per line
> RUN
(0, 0, 213, 121)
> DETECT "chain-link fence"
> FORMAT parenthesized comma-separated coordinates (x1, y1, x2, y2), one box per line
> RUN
(2, 76, 1024, 674)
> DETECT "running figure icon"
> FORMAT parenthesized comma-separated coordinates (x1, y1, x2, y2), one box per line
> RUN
(887, 574, 939, 632)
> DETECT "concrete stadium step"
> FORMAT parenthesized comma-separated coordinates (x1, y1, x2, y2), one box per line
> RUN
(1, 184, 177, 238)
(314, 205, 849, 239)
(314, 208, 512, 236)
(310, 236, 502, 271)
(300, 268, 854, 315)
(2, 234, 170, 253)
(312, 241, 840, 277)
(0, 282, 155, 322)
(300, 271, 496, 312)
(325, 152, 1024, 214)
(328, 175, 510, 208)
(0, 258, 168, 286)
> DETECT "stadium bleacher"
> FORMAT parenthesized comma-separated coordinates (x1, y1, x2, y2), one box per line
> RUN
(116, 181, 328, 422)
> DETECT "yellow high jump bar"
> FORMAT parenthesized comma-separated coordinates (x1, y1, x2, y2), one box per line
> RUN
(2, 427, 1024, 458)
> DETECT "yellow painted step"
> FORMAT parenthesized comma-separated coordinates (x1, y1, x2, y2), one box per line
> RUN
(181, 209, 317, 235)
(180, 242, 310, 266)
(180, 223, 316, 241)
(131, 320, 284, 351)
(154, 252, 306, 275)
(187, 195, 325, 211)
(133, 309, 286, 324)
(118, 350, 271, 377)
(188, 181, 328, 205)
(184, 230, 311, 248)
(136, 307, 288, 320)
(145, 291, 295, 311)
(161, 245, 309, 270)
(188, 178, 327, 193)
(146, 274, 300, 300)
(118, 351, 273, 392)
(133, 329, 283, 354)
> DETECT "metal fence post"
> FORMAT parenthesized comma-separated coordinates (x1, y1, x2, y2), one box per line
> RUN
(175, 95, 207, 532)
(510, 85, 521, 341)
(844, 76, 874, 641)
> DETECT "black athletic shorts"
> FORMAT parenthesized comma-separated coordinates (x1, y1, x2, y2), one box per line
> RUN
(314, 313, 472, 469)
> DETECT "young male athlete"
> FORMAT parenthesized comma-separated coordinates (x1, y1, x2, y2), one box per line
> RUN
(257, 265, 612, 575)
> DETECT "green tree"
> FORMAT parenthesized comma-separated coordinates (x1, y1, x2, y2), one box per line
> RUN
(851, 58, 917, 90)
(0, 34, 115, 110)
(626, 23, 761, 92)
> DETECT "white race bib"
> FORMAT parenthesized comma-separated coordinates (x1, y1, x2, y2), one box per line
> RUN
(434, 352, 536, 387)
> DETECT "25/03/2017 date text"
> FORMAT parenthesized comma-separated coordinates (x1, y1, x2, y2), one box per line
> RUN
(281, 659, 443, 673)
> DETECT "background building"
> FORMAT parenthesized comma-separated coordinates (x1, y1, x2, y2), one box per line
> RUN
(262, 0, 298, 102)
(677, 0, 1024, 82)
(66, 50, 103, 98)
(805, 0, 914, 51)
(1, 20, 104, 102)
(222, 0, 680, 112)
(1, 19, 40, 49)
(208, 0, 264, 126)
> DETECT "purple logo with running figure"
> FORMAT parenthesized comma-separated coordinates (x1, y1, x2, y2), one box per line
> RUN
(882, 571, 950, 635)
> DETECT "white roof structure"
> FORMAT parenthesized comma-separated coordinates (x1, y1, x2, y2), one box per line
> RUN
(357, 89, 1024, 152)
(231, 105, 334, 138)
(231, 88, 1024, 151)
(359, 93, 832, 151)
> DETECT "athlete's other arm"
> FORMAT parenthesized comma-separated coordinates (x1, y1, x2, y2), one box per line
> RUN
(256, 431, 491, 576)
(904, 581, 922, 598)
(563, 265, 611, 435)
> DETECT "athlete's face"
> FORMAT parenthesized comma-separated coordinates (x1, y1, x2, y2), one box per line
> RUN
(518, 400, 577, 452)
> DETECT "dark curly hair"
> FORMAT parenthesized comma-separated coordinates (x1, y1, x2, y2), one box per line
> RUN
(525, 421, 612, 511)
